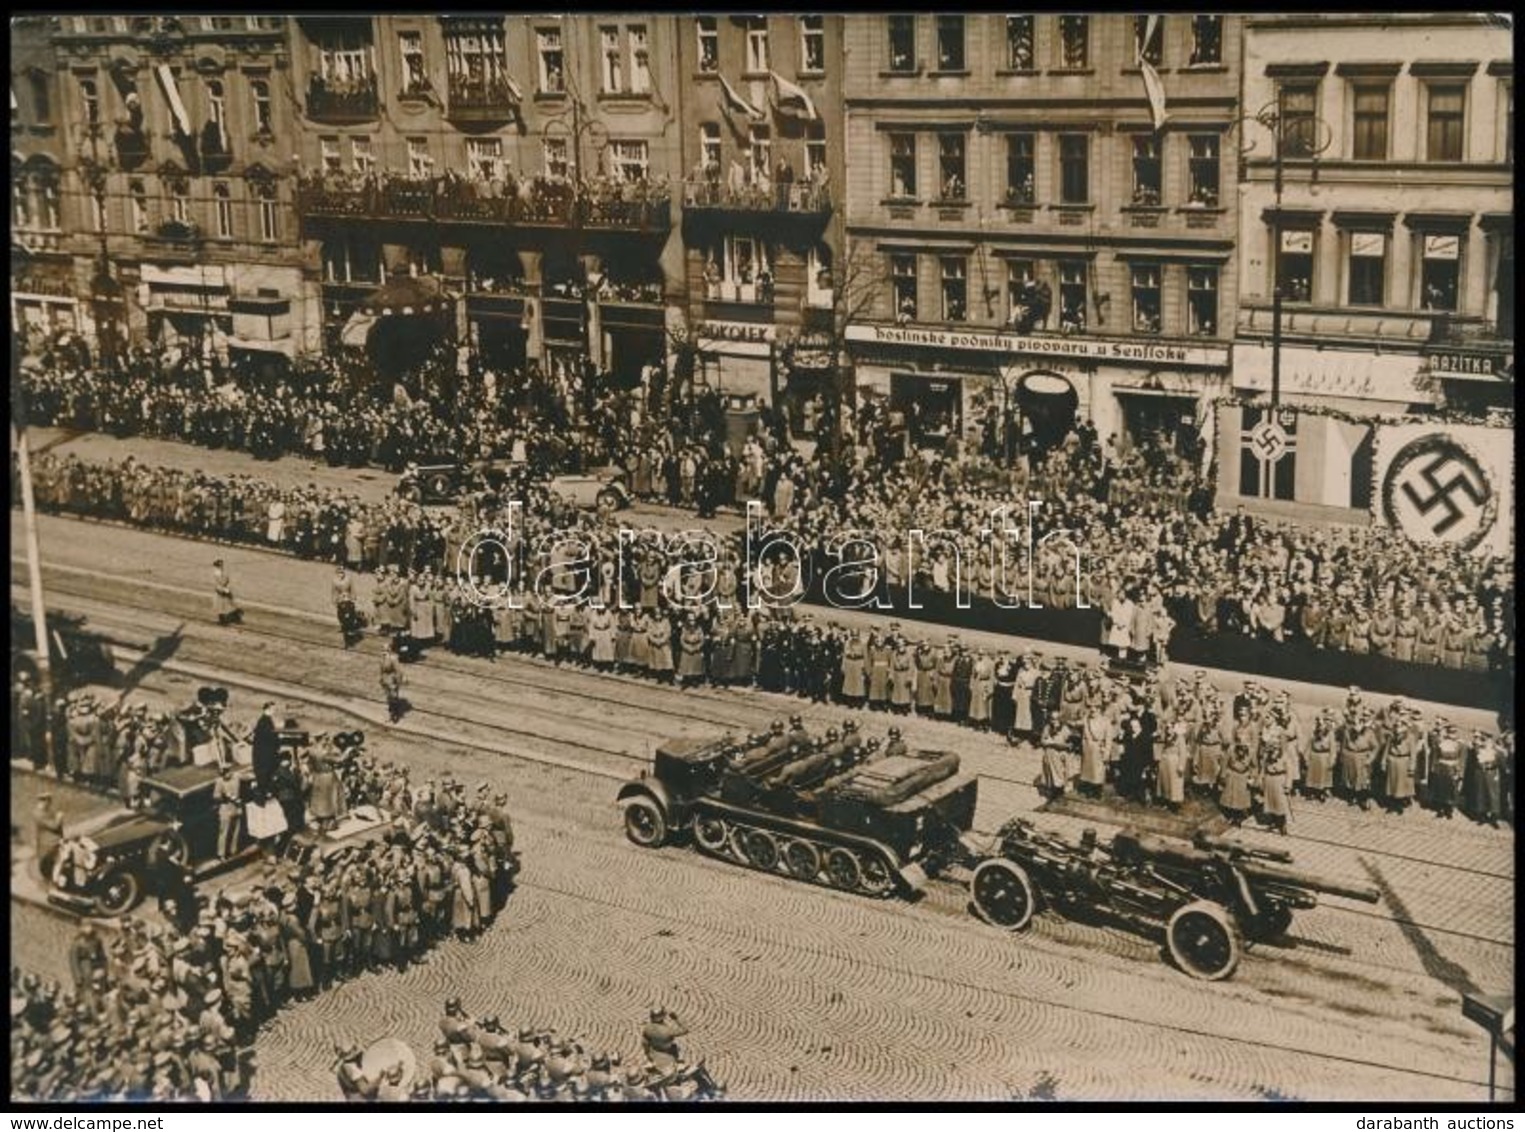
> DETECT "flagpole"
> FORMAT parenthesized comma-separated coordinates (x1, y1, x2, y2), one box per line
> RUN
(11, 398, 55, 767)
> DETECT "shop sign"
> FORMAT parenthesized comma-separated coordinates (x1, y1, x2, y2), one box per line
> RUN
(697, 319, 776, 358)
(1232, 342, 1430, 403)
(1426, 350, 1512, 381)
(845, 322, 1229, 368)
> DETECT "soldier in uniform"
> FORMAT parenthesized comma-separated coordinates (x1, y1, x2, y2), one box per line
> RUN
(334, 1043, 387, 1102)
(1258, 720, 1292, 834)
(333, 565, 359, 646)
(640, 1009, 688, 1075)
(1302, 709, 1337, 801)
(213, 766, 243, 859)
(1219, 733, 1256, 826)
(212, 558, 241, 626)
(380, 644, 405, 723)
(1464, 729, 1502, 826)
(1425, 720, 1465, 818)
(1338, 709, 1379, 810)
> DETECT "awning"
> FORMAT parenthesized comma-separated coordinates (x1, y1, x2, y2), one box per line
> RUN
(360, 274, 454, 317)
(224, 334, 293, 356)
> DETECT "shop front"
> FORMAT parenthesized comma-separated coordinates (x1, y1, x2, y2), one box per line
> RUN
(693, 318, 775, 404)
(600, 302, 668, 391)
(1423, 341, 1514, 418)
(779, 330, 837, 440)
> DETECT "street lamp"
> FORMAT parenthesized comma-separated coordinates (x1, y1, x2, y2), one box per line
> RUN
(76, 115, 123, 374)
(1235, 97, 1331, 407)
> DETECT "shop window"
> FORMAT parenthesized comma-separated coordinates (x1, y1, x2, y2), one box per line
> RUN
(800, 15, 825, 73)
(1351, 84, 1390, 161)
(745, 17, 769, 74)
(1005, 16, 1034, 70)
(1426, 85, 1466, 162)
(1277, 229, 1314, 302)
(888, 16, 915, 73)
(1418, 233, 1460, 312)
(1131, 136, 1161, 206)
(940, 257, 967, 322)
(1347, 232, 1386, 306)
(1133, 16, 1162, 67)
(892, 254, 918, 322)
(1058, 134, 1088, 204)
(935, 16, 964, 71)
(696, 17, 718, 73)
(537, 27, 564, 93)
(1131, 264, 1162, 334)
(320, 135, 342, 173)
(1187, 135, 1220, 206)
(399, 31, 427, 96)
(1058, 16, 1088, 70)
(467, 137, 501, 181)
(1005, 133, 1035, 204)
(1187, 266, 1218, 335)
(1189, 16, 1222, 66)
(213, 182, 233, 239)
(1278, 82, 1318, 158)
(1057, 260, 1087, 331)
(938, 134, 966, 201)
(889, 132, 917, 198)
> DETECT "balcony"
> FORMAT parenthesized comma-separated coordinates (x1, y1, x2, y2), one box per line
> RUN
(1427, 314, 1512, 348)
(446, 75, 520, 122)
(306, 76, 379, 123)
(296, 174, 671, 233)
(682, 179, 831, 218)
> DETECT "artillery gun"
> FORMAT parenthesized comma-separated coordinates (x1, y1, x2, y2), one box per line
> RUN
(618, 731, 978, 898)
(968, 818, 1380, 980)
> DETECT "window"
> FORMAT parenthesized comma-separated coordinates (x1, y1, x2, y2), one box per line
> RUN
(889, 133, 917, 198)
(1007, 259, 1038, 324)
(1058, 134, 1088, 204)
(79, 78, 100, 125)
(1419, 233, 1460, 311)
(205, 79, 226, 148)
(250, 79, 272, 134)
(170, 184, 190, 225)
(316, 25, 372, 84)
(938, 134, 966, 200)
(1132, 136, 1161, 206)
(1058, 260, 1087, 331)
(1189, 15, 1222, 66)
(722, 234, 769, 287)
(892, 255, 917, 321)
(1351, 84, 1389, 161)
(699, 124, 722, 177)
(213, 182, 233, 239)
(1347, 231, 1386, 306)
(1187, 266, 1218, 335)
(888, 15, 915, 73)
(36, 177, 60, 230)
(351, 136, 373, 175)
(1187, 135, 1220, 206)
(444, 23, 509, 101)
(800, 15, 825, 73)
(748, 126, 770, 183)
(745, 17, 769, 73)
(1277, 229, 1314, 302)
(259, 192, 279, 243)
(1006, 133, 1035, 203)
(407, 137, 430, 179)
(1131, 265, 1162, 333)
(537, 27, 564, 93)
(399, 31, 427, 95)
(609, 139, 649, 182)
(320, 135, 343, 173)
(1133, 16, 1162, 67)
(1278, 83, 1318, 158)
(1426, 85, 1466, 162)
(600, 27, 623, 93)
(28, 72, 51, 123)
(544, 137, 569, 179)
(935, 16, 965, 71)
(92, 189, 106, 233)
(940, 257, 967, 322)
(696, 17, 718, 73)
(629, 26, 650, 94)
(1005, 16, 1034, 70)
(1504, 83, 1514, 164)
(129, 180, 148, 233)
(467, 137, 501, 181)
(804, 126, 826, 181)
(1058, 15, 1088, 69)
(12, 181, 29, 228)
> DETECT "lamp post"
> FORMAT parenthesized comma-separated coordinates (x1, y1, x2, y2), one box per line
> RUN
(78, 116, 122, 374)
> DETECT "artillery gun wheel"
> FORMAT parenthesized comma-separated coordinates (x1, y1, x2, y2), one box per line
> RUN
(622, 797, 668, 848)
(858, 852, 896, 897)
(782, 839, 821, 881)
(1167, 900, 1241, 980)
(742, 829, 780, 872)
(693, 815, 729, 853)
(824, 847, 861, 891)
(970, 859, 1037, 931)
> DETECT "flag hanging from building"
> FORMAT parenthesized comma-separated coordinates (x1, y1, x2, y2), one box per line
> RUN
(1138, 15, 1168, 131)
(339, 312, 378, 349)
(154, 63, 192, 137)
(769, 70, 818, 121)
(503, 74, 523, 103)
(718, 74, 764, 121)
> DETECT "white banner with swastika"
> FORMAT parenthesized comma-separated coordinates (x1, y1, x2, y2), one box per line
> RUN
(1371, 422, 1514, 557)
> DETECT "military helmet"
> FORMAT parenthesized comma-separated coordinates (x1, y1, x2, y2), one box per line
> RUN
(888, 727, 902, 739)
(842, 719, 858, 733)
(771, 719, 786, 734)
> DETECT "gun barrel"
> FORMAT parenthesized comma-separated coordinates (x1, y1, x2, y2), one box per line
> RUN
(1242, 862, 1380, 904)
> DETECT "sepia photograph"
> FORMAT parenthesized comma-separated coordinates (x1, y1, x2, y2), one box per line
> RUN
(7, 11, 1514, 1110)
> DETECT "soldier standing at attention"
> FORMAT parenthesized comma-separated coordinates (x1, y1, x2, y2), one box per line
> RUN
(333, 565, 358, 646)
(212, 558, 241, 626)
(213, 765, 243, 858)
(380, 644, 404, 723)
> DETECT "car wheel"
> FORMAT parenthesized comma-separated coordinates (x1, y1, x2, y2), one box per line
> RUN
(426, 473, 454, 500)
(147, 831, 190, 870)
(596, 488, 622, 511)
(623, 796, 668, 848)
(94, 869, 142, 917)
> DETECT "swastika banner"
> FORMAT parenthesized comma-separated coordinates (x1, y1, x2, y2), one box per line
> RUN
(1370, 422, 1514, 557)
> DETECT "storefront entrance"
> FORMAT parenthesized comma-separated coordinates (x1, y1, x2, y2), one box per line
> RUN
(891, 373, 962, 448)
(1014, 371, 1078, 455)
(1116, 390, 1202, 460)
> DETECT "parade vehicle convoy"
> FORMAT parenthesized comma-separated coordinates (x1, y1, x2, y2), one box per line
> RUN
(967, 817, 1381, 980)
(397, 458, 630, 511)
(618, 733, 979, 898)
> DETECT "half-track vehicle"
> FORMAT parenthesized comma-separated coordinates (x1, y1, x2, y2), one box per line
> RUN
(617, 730, 978, 898)
(968, 818, 1381, 980)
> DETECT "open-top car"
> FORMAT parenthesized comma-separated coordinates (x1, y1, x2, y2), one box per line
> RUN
(396, 458, 525, 505)
(549, 466, 631, 512)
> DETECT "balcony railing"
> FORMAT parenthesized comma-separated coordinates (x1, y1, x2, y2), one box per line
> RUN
(446, 75, 520, 120)
(682, 178, 831, 216)
(297, 174, 671, 231)
(306, 76, 379, 122)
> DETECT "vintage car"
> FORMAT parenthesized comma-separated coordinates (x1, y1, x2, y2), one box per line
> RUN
(396, 458, 524, 505)
(549, 466, 631, 512)
(10, 606, 117, 690)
